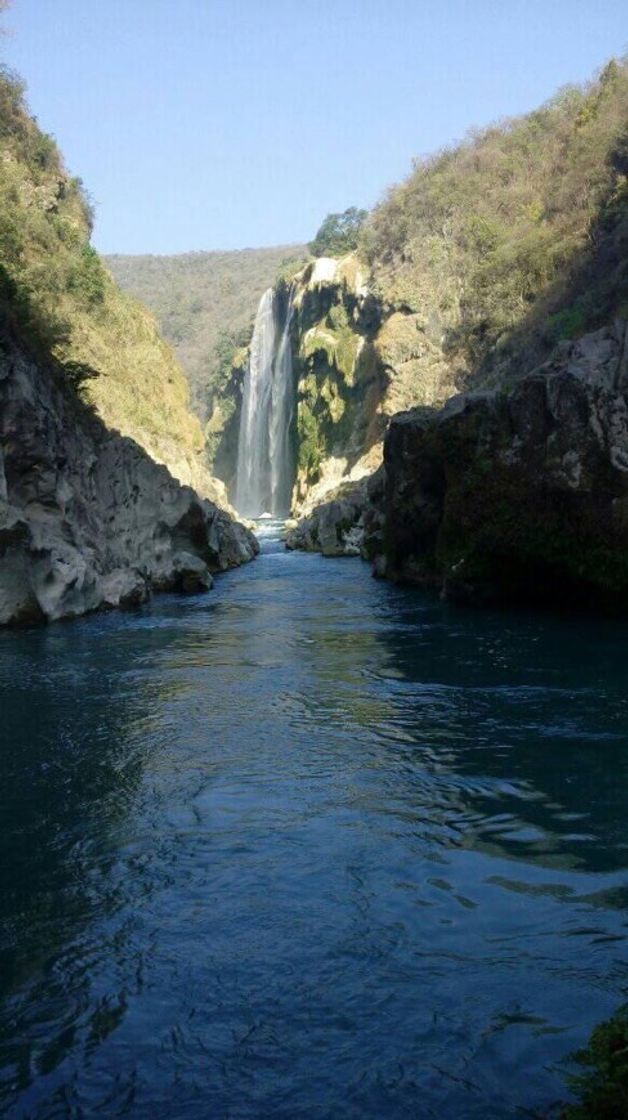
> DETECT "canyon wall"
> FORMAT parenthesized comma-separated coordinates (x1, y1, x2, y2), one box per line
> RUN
(0, 339, 257, 626)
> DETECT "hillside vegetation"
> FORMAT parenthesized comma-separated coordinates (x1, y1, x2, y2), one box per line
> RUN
(309, 207, 367, 258)
(107, 246, 307, 421)
(0, 64, 217, 497)
(193, 59, 628, 513)
(362, 58, 628, 388)
(280, 57, 628, 511)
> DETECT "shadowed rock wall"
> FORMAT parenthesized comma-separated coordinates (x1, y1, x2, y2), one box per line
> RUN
(0, 342, 257, 625)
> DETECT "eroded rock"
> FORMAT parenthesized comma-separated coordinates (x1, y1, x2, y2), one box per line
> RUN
(0, 343, 258, 625)
(286, 468, 384, 559)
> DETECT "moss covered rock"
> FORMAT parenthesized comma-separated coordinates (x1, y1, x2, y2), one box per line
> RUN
(290, 256, 386, 505)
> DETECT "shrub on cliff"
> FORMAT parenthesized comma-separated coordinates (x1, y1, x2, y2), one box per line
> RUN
(309, 207, 368, 258)
(362, 58, 628, 384)
(0, 63, 209, 480)
(0, 66, 97, 366)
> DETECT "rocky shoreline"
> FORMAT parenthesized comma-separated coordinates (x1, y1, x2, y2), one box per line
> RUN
(285, 471, 383, 559)
(287, 323, 628, 612)
(0, 343, 258, 626)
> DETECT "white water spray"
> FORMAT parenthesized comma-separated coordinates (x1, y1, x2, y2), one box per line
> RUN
(234, 287, 295, 517)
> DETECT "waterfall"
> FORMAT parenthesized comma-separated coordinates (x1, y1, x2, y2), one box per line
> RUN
(269, 285, 296, 515)
(234, 286, 295, 518)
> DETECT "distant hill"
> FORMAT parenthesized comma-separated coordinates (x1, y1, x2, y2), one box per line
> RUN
(106, 246, 307, 421)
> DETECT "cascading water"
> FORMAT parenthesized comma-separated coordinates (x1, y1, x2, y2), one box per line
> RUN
(234, 286, 296, 518)
(234, 289, 276, 518)
(269, 285, 296, 515)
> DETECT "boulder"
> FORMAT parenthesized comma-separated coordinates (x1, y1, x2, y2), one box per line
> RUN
(171, 552, 213, 594)
(286, 468, 384, 559)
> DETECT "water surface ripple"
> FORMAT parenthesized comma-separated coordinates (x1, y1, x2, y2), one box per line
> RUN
(1, 528, 628, 1118)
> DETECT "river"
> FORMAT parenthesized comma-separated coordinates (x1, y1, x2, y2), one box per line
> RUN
(1, 524, 627, 1118)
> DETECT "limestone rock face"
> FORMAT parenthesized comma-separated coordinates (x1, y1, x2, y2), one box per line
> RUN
(285, 468, 384, 560)
(0, 344, 258, 626)
(286, 252, 459, 515)
(290, 255, 386, 511)
(381, 322, 628, 609)
(204, 251, 461, 517)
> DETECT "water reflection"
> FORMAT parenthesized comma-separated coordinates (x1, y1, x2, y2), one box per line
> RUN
(0, 543, 627, 1118)
(370, 596, 628, 875)
(0, 612, 202, 1111)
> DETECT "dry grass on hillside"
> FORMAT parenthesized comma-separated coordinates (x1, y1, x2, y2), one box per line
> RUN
(107, 246, 307, 420)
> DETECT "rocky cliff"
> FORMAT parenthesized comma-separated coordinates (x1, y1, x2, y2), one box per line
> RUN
(381, 322, 628, 609)
(0, 66, 227, 509)
(0, 63, 259, 629)
(287, 253, 460, 513)
(79, 287, 230, 507)
(209, 252, 458, 515)
(0, 339, 257, 626)
(286, 323, 628, 612)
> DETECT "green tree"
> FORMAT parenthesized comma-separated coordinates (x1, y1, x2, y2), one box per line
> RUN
(309, 207, 368, 258)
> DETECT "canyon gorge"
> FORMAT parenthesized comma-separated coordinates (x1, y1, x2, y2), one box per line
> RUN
(1, 36, 628, 1120)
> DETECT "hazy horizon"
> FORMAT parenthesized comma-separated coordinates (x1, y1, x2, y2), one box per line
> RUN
(104, 242, 306, 260)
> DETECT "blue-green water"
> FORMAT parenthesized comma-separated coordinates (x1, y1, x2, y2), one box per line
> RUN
(1, 527, 628, 1119)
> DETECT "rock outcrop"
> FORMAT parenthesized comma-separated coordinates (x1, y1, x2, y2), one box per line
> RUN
(380, 322, 628, 609)
(0, 342, 258, 626)
(0, 63, 228, 516)
(286, 468, 384, 560)
(289, 254, 456, 513)
(208, 252, 459, 517)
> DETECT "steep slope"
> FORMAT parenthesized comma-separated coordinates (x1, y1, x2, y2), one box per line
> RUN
(0, 65, 257, 625)
(273, 59, 628, 517)
(0, 65, 222, 501)
(364, 58, 628, 390)
(106, 246, 307, 423)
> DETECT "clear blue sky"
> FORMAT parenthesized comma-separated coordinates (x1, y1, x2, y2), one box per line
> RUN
(2, 0, 626, 254)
